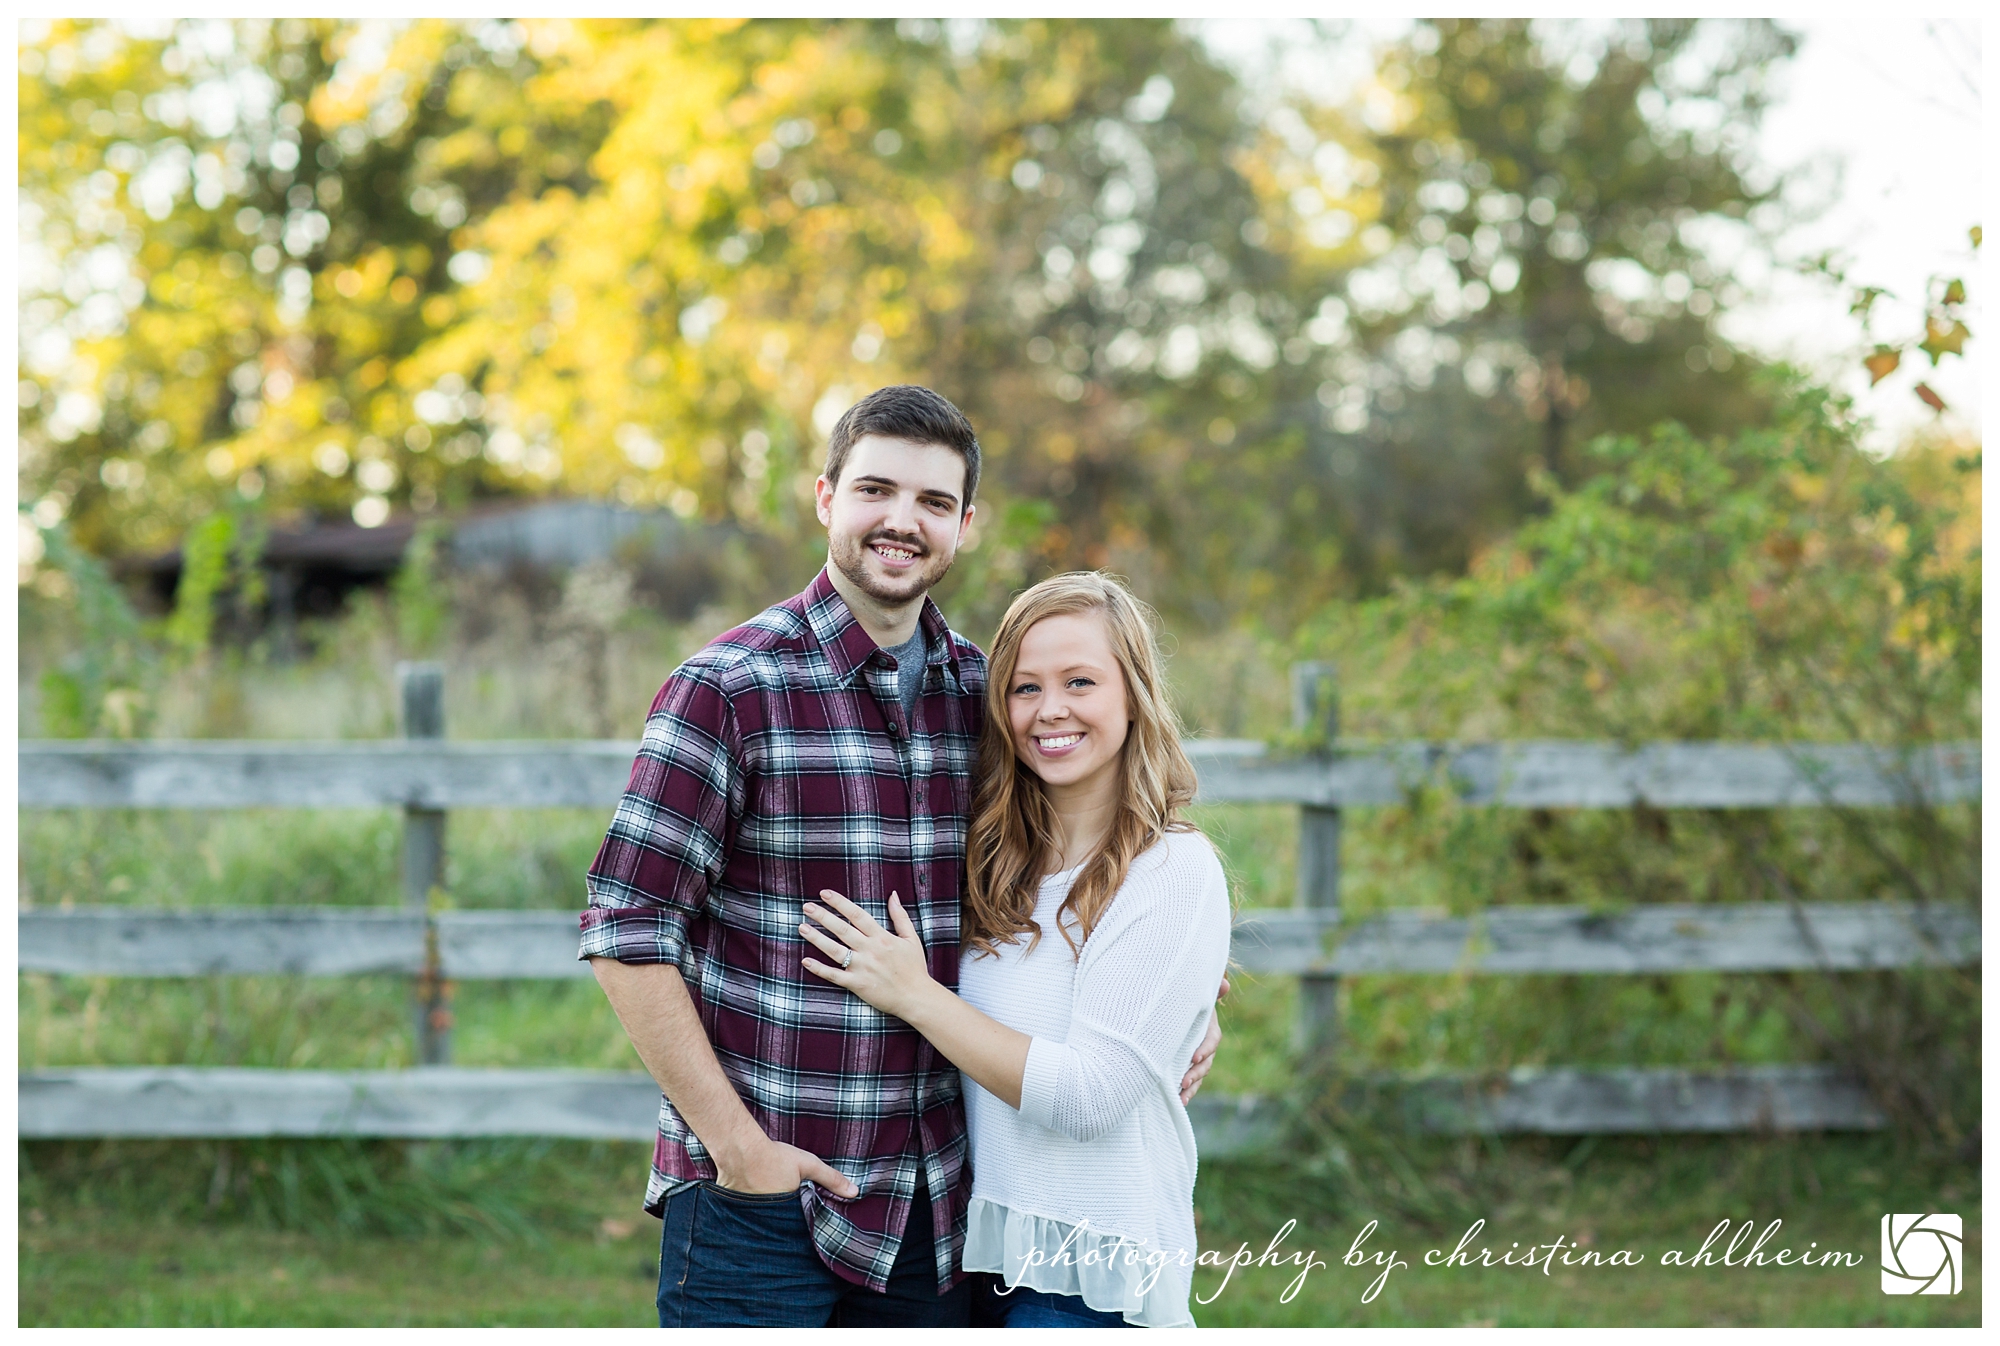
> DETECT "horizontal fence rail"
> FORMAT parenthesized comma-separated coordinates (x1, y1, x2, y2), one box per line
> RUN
(18, 1068, 663, 1142)
(1229, 901, 1981, 976)
(18, 909, 585, 979)
(20, 901, 1981, 980)
(1188, 1064, 1889, 1148)
(20, 739, 1981, 810)
(16, 1064, 1885, 1148)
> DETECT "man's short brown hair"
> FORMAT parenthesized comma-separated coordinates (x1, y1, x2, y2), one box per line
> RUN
(824, 385, 980, 511)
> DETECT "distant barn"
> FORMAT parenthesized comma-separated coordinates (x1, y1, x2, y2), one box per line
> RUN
(128, 498, 730, 637)
(450, 499, 691, 573)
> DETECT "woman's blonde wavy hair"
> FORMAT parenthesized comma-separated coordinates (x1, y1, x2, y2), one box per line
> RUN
(964, 571, 1200, 959)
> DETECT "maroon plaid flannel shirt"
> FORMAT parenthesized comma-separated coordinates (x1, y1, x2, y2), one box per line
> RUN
(579, 567, 984, 1294)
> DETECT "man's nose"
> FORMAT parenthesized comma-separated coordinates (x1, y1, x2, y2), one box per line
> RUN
(881, 491, 924, 535)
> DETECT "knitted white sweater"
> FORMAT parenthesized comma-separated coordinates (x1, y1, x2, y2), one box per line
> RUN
(957, 830, 1233, 1327)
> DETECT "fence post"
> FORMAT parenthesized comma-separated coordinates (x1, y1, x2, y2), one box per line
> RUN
(1291, 661, 1341, 1063)
(399, 661, 451, 1065)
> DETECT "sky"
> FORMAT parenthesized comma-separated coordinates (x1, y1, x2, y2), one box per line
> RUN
(1198, 16, 1983, 450)
(1739, 17, 1981, 444)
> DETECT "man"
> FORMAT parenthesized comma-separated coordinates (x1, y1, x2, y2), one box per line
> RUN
(580, 385, 1219, 1327)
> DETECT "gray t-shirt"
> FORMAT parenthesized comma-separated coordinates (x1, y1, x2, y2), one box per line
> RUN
(884, 629, 929, 728)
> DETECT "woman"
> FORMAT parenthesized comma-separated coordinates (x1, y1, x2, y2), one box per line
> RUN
(799, 572, 1232, 1328)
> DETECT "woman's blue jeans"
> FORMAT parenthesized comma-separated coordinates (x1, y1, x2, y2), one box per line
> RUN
(974, 1276, 1137, 1328)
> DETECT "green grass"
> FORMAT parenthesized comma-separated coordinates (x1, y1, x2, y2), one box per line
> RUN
(1188, 1133, 1980, 1327)
(20, 1221, 663, 1328)
(19, 807, 609, 913)
(19, 1138, 665, 1327)
(19, 1132, 1979, 1326)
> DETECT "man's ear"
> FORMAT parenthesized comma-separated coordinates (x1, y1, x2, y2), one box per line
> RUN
(814, 474, 835, 528)
(956, 502, 977, 548)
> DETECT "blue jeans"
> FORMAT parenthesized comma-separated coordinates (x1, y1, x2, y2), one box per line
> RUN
(654, 1179, 971, 1327)
(974, 1276, 1137, 1328)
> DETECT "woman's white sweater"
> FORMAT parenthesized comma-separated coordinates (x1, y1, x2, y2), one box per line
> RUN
(956, 829, 1233, 1327)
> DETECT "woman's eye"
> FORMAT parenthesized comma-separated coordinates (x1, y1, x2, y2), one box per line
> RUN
(1012, 683, 1039, 696)
(1067, 678, 1095, 689)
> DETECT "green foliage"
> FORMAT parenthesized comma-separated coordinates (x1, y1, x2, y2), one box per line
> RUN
(1233, 18, 1793, 593)
(27, 515, 158, 738)
(1290, 382, 1980, 1144)
(163, 513, 236, 657)
(1299, 379, 1978, 743)
(18, 18, 1814, 633)
(391, 521, 452, 656)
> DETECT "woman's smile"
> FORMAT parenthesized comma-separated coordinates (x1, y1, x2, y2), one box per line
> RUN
(1007, 610, 1130, 799)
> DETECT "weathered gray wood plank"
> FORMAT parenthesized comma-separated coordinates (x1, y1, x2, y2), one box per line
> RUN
(1195, 1066, 1886, 1148)
(15, 908, 589, 980)
(21, 739, 1978, 809)
(1187, 1092, 1287, 1157)
(17, 1067, 662, 1140)
(1229, 901, 1979, 975)
(1193, 740, 1980, 808)
(435, 910, 593, 979)
(17, 741, 639, 809)
(21, 901, 1979, 979)
(17, 1065, 1880, 1143)
(1396, 1064, 1886, 1134)
(1194, 1063, 1884, 1151)
(16, 908, 428, 977)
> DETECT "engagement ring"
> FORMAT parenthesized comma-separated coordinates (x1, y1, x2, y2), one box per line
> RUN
(837, 949, 853, 969)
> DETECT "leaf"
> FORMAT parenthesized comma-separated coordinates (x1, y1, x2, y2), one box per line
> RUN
(1863, 347, 1901, 385)
(1914, 383, 1947, 413)
(1941, 279, 1965, 306)
(1918, 317, 1969, 365)
(1848, 285, 1890, 318)
(1971, 225, 1983, 250)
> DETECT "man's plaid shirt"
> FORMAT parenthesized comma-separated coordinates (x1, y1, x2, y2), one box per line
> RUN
(579, 567, 984, 1294)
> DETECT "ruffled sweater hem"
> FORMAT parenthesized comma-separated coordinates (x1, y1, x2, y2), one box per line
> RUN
(962, 1195, 1196, 1329)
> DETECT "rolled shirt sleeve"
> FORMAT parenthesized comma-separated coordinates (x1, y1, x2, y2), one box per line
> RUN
(578, 664, 743, 969)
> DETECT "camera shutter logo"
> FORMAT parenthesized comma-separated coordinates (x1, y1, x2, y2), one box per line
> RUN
(1880, 1215, 1961, 1295)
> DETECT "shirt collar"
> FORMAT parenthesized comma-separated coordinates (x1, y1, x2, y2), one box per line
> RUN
(801, 565, 966, 691)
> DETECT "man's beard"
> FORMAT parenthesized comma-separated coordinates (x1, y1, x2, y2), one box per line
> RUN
(828, 527, 954, 606)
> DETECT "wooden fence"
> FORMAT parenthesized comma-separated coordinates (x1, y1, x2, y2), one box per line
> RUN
(18, 663, 1981, 1154)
